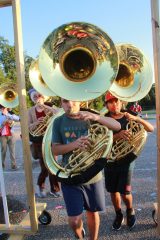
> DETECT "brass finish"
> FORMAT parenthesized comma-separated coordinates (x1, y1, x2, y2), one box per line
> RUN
(60, 47, 96, 82)
(108, 120, 147, 161)
(29, 106, 57, 137)
(65, 123, 113, 175)
(115, 62, 134, 88)
(39, 22, 119, 101)
(110, 44, 153, 102)
(0, 82, 18, 108)
(29, 59, 56, 97)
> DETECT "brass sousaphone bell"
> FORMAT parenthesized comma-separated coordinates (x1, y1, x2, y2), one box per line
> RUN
(109, 43, 153, 102)
(29, 59, 57, 97)
(0, 82, 19, 108)
(38, 22, 119, 101)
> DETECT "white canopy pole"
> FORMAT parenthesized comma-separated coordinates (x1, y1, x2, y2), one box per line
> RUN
(0, 143, 10, 227)
(150, 0, 160, 233)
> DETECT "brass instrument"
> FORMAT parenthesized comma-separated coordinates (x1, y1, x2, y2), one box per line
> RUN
(29, 105, 58, 137)
(29, 59, 56, 97)
(42, 109, 113, 184)
(0, 82, 18, 108)
(107, 120, 147, 162)
(39, 23, 151, 183)
(109, 43, 153, 102)
(38, 22, 119, 101)
(65, 123, 112, 174)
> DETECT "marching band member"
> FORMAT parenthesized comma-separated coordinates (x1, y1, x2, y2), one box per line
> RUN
(0, 104, 20, 170)
(28, 89, 61, 198)
(52, 98, 121, 240)
(129, 101, 142, 117)
(104, 91, 154, 231)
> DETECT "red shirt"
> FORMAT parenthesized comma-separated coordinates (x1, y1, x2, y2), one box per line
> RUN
(35, 109, 46, 119)
(129, 104, 142, 113)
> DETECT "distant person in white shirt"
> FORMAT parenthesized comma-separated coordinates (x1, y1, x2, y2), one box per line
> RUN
(0, 104, 20, 170)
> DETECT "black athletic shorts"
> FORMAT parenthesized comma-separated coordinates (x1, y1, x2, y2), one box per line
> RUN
(104, 162, 135, 195)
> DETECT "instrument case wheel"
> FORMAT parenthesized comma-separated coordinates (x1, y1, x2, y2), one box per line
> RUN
(38, 210, 52, 225)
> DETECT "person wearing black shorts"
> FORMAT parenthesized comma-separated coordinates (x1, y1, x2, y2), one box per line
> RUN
(104, 91, 154, 231)
(52, 98, 121, 239)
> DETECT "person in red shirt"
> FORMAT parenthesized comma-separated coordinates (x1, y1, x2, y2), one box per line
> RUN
(129, 102, 142, 116)
(28, 89, 61, 198)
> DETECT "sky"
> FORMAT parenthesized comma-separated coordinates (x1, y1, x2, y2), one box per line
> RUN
(0, 0, 156, 80)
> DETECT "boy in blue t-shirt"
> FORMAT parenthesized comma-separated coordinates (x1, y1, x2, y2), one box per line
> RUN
(52, 98, 121, 239)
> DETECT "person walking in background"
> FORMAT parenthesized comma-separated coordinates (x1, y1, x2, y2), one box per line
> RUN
(0, 104, 20, 170)
(104, 92, 154, 231)
(52, 98, 121, 240)
(28, 88, 61, 198)
(129, 101, 142, 117)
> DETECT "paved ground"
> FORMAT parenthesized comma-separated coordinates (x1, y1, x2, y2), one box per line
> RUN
(1, 119, 160, 239)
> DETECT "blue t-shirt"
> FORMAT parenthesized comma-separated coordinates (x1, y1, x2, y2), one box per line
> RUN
(52, 113, 89, 166)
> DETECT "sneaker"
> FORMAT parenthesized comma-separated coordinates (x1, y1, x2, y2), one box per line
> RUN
(49, 191, 62, 198)
(36, 186, 47, 198)
(11, 166, 20, 171)
(112, 213, 124, 230)
(126, 208, 136, 230)
(75, 228, 86, 239)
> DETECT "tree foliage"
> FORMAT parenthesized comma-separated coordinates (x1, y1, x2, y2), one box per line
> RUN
(0, 37, 17, 82)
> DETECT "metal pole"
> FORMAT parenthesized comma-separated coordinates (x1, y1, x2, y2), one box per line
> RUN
(150, 0, 160, 234)
(0, 143, 10, 227)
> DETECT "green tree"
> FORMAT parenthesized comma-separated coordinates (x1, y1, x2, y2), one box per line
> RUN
(0, 36, 16, 81)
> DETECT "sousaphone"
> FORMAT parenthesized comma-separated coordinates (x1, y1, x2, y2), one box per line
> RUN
(109, 43, 153, 102)
(0, 82, 18, 108)
(29, 59, 56, 97)
(38, 22, 119, 101)
(40, 22, 117, 184)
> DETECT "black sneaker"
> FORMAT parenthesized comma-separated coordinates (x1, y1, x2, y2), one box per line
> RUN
(126, 208, 136, 230)
(112, 213, 124, 230)
(75, 228, 86, 239)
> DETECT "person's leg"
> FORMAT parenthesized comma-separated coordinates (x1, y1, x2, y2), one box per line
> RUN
(86, 211, 100, 240)
(83, 178, 105, 238)
(8, 136, 16, 168)
(111, 192, 121, 211)
(34, 142, 48, 196)
(121, 193, 133, 209)
(110, 192, 124, 230)
(68, 214, 84, 239)
(0, 136, 8, 168)
(49, 174, 60, 192)
(121, 193, 136, 229)
(119, 164, 136, 229)
(37, 157, 48, 189)
(104, 166, 124, 230)
(61, 184, 84, 238)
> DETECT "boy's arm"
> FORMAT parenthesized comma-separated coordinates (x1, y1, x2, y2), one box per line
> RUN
(78, 111, 121, 131)
(124, 112, 154, 132)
